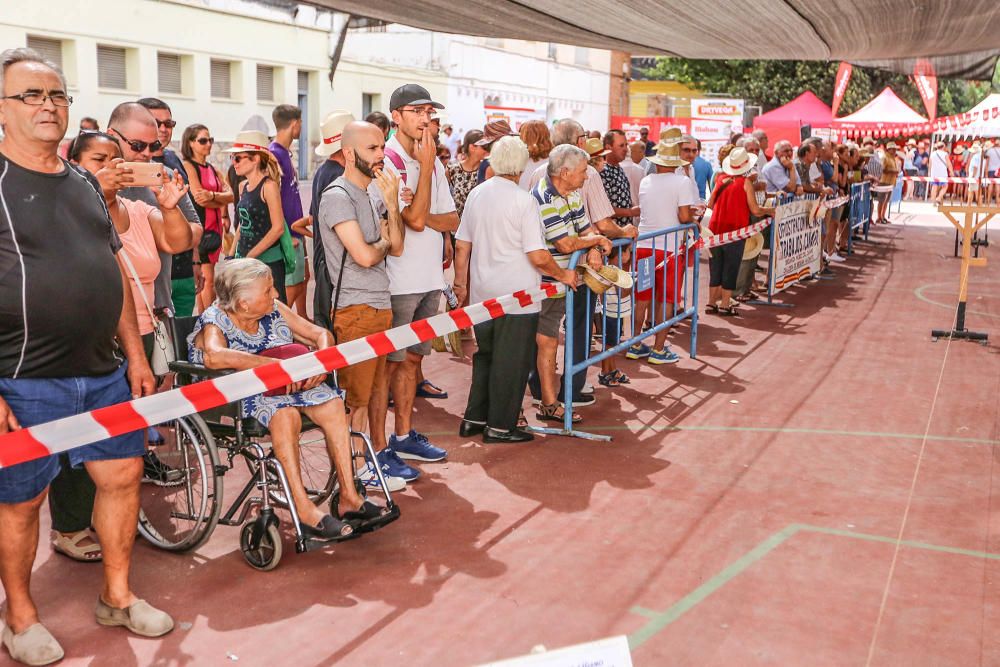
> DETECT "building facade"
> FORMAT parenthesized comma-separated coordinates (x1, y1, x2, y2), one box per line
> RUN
(0, 0, 613, 176)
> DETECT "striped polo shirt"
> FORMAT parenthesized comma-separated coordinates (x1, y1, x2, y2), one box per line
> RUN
(531, 176, 591, 276)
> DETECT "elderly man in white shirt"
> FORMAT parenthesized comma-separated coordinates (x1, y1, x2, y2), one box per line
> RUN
(453, 137, 577, 443)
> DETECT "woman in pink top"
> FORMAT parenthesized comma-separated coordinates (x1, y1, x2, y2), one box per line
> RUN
(181, 124, 234, 310)
(70, 132, 194, 339)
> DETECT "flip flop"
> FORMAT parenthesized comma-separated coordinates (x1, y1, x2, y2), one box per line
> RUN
(415, 380, 448, 399)
(52, 529, 102, 563)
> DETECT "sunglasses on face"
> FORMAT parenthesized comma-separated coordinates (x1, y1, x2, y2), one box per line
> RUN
(155, 119, 177, 129)
(195, 137, 215, 145)
(110, 128, 162, 154)
(232, 154, 253, 164)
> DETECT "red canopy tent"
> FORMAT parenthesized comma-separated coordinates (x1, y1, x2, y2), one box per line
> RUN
(752, 91, 833, 151)
(831, 87, 927, 138)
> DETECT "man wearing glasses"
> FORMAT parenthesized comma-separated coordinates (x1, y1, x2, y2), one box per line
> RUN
(369, 84, 456, 482)
(0, 48, 173, 665)
(108, 102, 202, 318)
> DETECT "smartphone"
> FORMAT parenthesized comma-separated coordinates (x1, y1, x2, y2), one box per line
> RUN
(119, 162, 163, 187)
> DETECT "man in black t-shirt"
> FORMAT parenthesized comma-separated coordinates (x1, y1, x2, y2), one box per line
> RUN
(0, 49, 173, 664)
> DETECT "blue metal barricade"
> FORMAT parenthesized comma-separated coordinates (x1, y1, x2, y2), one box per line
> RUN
(847, 182, 871, 255)
(532, 223, 699, 441)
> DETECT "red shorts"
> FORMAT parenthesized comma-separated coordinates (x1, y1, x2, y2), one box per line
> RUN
(634, 247, 688, 304)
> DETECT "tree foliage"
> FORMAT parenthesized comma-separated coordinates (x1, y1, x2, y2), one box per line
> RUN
(642, 58, 993, 118)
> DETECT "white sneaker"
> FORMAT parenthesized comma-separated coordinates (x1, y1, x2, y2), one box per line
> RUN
(357, 461, 405, 494)
(581, 383, 594, 396)
(828, 253, 846, 263)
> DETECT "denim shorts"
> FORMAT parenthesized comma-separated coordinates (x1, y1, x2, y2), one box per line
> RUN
(0, 364, 145, 503)
(388, 290, 442, 362)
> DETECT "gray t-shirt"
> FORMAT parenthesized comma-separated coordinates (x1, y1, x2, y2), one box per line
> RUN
(121, 167, 199, 311)
(318, 176, 391, 310)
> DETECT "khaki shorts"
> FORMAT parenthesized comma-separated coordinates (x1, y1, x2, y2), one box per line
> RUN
(332, 304, 393, 409)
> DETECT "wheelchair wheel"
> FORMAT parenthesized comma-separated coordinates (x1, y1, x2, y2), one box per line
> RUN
(138, 413, 222, 552)
(265, 428, 337, 509)
(240, 521, 282, 571)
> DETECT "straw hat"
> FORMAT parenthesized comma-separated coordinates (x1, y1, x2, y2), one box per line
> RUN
(315, 110, 355, 157)
(584, 137, 610, 159)
(968, 143, 983, 154)
(648, 140, 688, 168)
(884, 143, 899, 152)
(576, 264, 634, 294)
(953, 144, 966, 155)
(742, 233, 764, 260)
(659, 127, 684, 145)
(223, 130, 270, 153)
(722, 147, 758, 176)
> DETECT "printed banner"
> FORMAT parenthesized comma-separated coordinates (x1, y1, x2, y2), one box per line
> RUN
(912, 59, 938, 121)
(831, 62, 853, 116)
(610, 116, 691, 143)
(769, 198, 822, 294)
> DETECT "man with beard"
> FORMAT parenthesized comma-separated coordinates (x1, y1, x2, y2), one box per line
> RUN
(316, 121, 408, 492)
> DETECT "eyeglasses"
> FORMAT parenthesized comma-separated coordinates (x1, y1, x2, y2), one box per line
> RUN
(196, 137, 215, 145)
(155, 119, 177, 129)
(2, 91, 73, 107)
(399, 107, 435, 118)
(109, 128, 162, 154)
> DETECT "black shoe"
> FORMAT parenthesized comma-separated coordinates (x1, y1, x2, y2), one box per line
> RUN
(459, 419, 486, 437)
(483, 427, 535, 444)
(566, 394, 596, 408)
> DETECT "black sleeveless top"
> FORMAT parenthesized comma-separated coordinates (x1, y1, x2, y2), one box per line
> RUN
(235, 177, 279, 260)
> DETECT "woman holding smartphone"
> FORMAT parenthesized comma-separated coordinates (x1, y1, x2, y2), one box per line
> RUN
(226, 130, 289, 303)
(182, 124, 234, 309)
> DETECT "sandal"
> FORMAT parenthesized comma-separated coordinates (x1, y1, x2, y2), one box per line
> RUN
(598, 371, 622, 388)
(718, 305, 741, 317)
(706, 303, 720, 314)
(536, 402, 582, 424)
(517, 410, 529, 430)
(52, 529, 102, 563)
(611, 369, 630, 385)
(415, 380, 448, 399)
(340, 500, 395, 534)
(299, 514, 356, 543)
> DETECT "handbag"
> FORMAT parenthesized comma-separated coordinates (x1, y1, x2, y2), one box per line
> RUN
(199, 229, 223, 255)
(279, 224, 297, 274)
(120, 251, 175, 376)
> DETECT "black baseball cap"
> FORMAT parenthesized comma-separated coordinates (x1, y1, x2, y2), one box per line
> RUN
(389, 84, 445, 112)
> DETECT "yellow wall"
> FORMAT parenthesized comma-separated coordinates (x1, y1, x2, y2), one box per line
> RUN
(628, 80, 702, 118)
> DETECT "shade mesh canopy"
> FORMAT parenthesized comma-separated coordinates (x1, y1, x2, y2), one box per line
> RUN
(305, 0, 1000, 79)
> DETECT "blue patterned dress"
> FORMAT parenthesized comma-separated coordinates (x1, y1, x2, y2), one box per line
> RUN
(188, 305, 343, 427)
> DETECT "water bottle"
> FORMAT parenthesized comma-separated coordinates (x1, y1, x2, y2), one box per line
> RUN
(444, 285, 459, 310)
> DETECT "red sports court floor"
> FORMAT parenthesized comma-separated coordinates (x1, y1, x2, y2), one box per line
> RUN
(6, 202, 1000, 666)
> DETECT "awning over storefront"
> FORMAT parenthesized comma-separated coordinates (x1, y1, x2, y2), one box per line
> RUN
(305, 0, 1000, 79)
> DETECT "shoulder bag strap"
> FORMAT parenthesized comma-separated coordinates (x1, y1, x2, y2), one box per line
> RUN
(325, 184, 354, 344)
(383, 148, 407, 185)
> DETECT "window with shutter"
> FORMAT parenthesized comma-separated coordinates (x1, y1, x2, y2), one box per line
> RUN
(211, 59, 232, 99)
(97, 45, 127, 90)
(26, 36, 62, 69)
(158, 53, 182, 95)
(257, 65, 274, 101)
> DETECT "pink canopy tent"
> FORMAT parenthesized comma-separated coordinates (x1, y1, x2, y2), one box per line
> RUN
(832, 87, 927, 138)
(753, 91, 833, 151)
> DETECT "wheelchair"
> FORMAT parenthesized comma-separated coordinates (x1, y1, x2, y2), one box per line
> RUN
(136, 316, 400, 570)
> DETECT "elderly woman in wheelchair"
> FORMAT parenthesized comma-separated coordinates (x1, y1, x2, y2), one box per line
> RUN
(187, 258, 393, 540)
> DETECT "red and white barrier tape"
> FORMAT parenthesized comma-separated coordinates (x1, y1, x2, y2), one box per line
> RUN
(700, 217, 773, 249)
(902, 176, 1000, 185)
(0, 283, 561, 469)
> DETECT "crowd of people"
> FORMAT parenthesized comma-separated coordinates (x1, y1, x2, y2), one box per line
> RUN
(0, 43, 992, 665)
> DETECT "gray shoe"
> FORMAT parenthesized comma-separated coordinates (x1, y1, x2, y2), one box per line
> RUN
(1, 622, 64, 666)
(95, 597, 174, 638)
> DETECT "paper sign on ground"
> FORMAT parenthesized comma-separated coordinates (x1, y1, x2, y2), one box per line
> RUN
(478, 635, 633, 667)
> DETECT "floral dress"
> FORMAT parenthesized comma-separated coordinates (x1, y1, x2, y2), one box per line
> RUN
(187, 305, 343, 427)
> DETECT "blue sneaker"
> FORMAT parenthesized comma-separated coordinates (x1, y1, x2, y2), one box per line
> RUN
(374, 447, 420, 482)
(391, 430, 447, 462)
(625, 343, 652, 360)
(648, 347, 681, 365)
